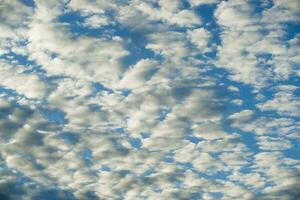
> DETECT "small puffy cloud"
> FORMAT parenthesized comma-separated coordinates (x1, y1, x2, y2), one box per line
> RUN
(214, 1, 255, 28)
(189, 0, 219, 7)
(228, 86, 239, 92)
(0, 0, 32, 39)
(228, 109, 255, 129)
(256, 136, 292, 150)
(192, 121, 229, 139)
(136, 1, 201, 27)
(146, 31, 191, 61)
(0, 62, 49, 99)
(117, 59, 158, 90)
(257, 90, 300, 117)
(66, 0, 118, 14)
(192, 152, 225, 173)
(231, 99, 243, 106)
(171, 10, 202, 27)
(82, 14, 110, 28)
(172, 88, 224, 122)
(187, 28, 212, 53)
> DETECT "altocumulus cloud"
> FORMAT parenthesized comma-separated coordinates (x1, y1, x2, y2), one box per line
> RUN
(0, 0, 300, 199)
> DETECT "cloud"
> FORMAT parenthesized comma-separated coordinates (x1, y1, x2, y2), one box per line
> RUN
(27, 1, 129, 89)
(215, 0, 300, 87)
(254, 171, 300, 200)
(0, 0, 32, 39)
(135, 0, 202, 27)
(117, 59, 159, 90)
(187, 28, 212, 53)
(66, 0, 118, 15)
(257, 89, 300, 117)
(146, 31, 191, 61)
(0, 61, 49, 99)
(228, 109, 255, 130)
(0, 0, 299, 199)
(81, 14, 110, 28)
(188, 0, 219, 7)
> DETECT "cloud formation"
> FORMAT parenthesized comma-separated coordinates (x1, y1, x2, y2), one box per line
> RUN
(0, 0, 299, 199)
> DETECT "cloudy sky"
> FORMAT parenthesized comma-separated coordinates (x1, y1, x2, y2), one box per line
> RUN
(0, 0, 300, 199)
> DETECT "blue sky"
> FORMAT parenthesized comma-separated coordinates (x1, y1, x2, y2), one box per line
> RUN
(0, 0, 300, 199)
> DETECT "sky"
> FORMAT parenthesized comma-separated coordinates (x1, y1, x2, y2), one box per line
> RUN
(0, 0, 300, 199)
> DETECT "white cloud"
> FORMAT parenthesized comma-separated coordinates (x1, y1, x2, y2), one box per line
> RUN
(135, 1, 201, 27)
(188, 28, 212, 53)
(27, 2, 129, 89)
(257, 90, 300, 117)
(231, 99, 243, 106)
(0, 0, 32, 39)
(228, 109, 255, 129)
(66, 0, 119, 15)
(117, 59, 158, 90)
(82, 14, 110, 28)
(146, 31, 191, 61)
(215, 0, 300, 87)
(0, 62, 49, 99)
(192, 121, 229, 139)
(257, 136, 292, 150)
(192, 152, 225, 173)
(188, 0, 219, 7)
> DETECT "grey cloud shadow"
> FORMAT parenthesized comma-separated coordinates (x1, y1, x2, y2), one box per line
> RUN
(0, 180, 77, 200)
(32, 188, 77, 200)
(252, 170, 300, 200)
(0, 104, 34, 140)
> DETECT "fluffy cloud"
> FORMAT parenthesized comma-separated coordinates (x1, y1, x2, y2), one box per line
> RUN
(117, 59, 159, 90)
(0, 61, 49, 99)
(0, 0, 32, 39)
(82, 14, 110, 28)
(188, 28, 212, 53)
(135, 0, 201, 27)
(257, 89, 300, 117)
(215, 0, 300, 87)
(188, 0, 219, 7)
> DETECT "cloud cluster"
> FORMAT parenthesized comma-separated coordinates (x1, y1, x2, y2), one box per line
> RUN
(0, 0, 299, 199)
(215, 0, 300, 87)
